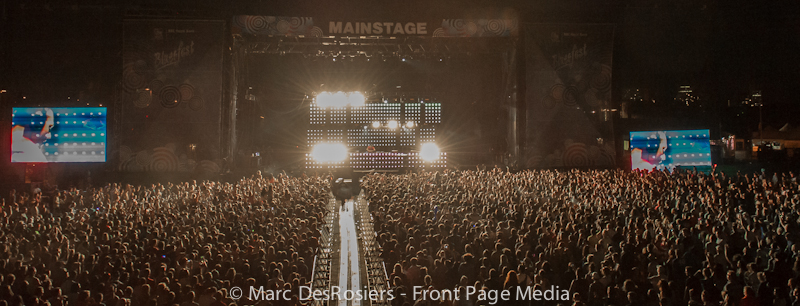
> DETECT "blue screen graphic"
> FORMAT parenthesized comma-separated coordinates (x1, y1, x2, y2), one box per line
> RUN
(630, 129, 711, 171)
(11, 107, 107, 162)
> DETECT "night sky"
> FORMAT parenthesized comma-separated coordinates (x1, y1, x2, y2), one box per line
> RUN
(2, 0, 799, 132)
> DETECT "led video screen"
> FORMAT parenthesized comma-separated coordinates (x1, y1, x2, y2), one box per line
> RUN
(11, 107, 107, 162)
(630, 129, 711, 171)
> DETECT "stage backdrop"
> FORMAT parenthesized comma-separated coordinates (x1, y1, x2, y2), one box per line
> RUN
(120, 20, 224, 172)
(524, 24, 616, 168)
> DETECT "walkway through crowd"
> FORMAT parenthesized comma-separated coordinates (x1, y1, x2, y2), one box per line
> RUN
(337, 199, 361, 306)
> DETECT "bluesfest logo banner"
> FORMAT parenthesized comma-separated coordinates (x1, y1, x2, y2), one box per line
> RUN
(524, 24, 616, 168)
(121, 20, 225, 173)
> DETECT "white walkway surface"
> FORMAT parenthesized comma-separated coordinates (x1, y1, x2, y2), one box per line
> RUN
(338, 200, 361, 306)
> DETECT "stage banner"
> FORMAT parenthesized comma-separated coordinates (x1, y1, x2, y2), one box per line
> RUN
(120, 20, 224, 172)
(232, 16, 518, 37)
(524, 24, 616, 168)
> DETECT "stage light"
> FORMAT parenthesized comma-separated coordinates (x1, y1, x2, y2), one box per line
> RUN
(420, 143, 440, 161)
(348, 92, 366, 107)
(315, 92, 333, 107)
(406, 121, 415, 128)
(316, 91, 366, 108)
(310, 143, 348, 163)
(372, 121, 381, 128)
(316, 91, 348, 108)
(387, 120, 398, 129)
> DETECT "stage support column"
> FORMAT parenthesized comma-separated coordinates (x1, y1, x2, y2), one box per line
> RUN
(226, 37, 243, 168)
(503, 38, 522, 168)
(396, 99, 404, 150)
(515, 34, 526, 169)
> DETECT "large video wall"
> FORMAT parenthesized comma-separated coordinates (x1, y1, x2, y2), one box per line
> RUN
(11, 107, 106, 163)
(630, 129, 712, 171)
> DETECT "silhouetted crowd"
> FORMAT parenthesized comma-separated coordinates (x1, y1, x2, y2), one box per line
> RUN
(5, 167, 800, 306)
(363, 168, 800, 306)
(1, 172, 330, 306)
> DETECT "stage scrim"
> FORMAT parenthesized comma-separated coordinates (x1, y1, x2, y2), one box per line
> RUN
(524, 24, 616, 168)
(120, 20, 224, 172)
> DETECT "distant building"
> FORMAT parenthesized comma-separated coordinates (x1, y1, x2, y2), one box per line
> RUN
(675, 85, 699, 106)
(741, 90, 762, 107)
(623, 88, 645, 103)
(620, 88, 648, 119)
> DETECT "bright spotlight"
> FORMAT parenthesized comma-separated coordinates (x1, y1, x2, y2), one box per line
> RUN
(311, 143, 348, 163)
(316, 91, 365, 108)
(420, 143, 440, 162)
(372, 121, 381, 128)
(348, 92, 366, 107)
(316, 91, 349, 108)
(405, 121, 415, 128)
(315, 92, 333, 107)
(387, 120, 398, 129)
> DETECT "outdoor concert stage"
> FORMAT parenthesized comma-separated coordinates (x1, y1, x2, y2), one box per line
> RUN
(229, 14, 521, 172)
(3, 10, 622, 189)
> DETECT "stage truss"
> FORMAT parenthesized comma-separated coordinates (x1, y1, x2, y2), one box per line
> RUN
(237, 35, 515, 60)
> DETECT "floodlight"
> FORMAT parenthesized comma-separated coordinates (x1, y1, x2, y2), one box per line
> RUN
(348, 92, 366, 107)
(372, 121, 381, 128)
(315, 92, 333, 107)
(387, 120, 398, 129)
(316, 91, 365, 108)
(406, 121, 415, 128)
(311, 143, 348, 163)
(420, 143, 440, 162)
(316, 91, 349, 108)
